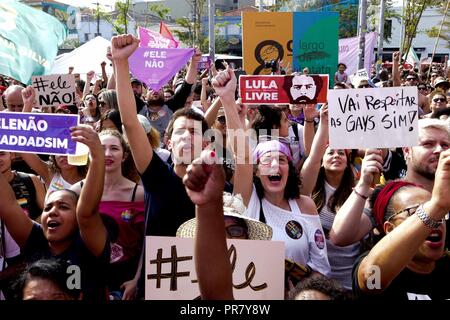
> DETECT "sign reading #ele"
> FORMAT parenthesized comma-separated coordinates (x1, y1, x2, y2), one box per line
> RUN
(328, 86, 419, 149)
(240, 74, 328, 105)
(31, 74, 77, 107)
(0, 112, 78, 155)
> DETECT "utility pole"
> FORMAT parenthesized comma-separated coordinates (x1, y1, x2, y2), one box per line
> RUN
(376, 0, 386, 73)
(208, 0, 215, 63)
(357, 0, 368, 70)
(399, 0, 406, 59)
(259, 0, 263, 12)
(96, 1, 100, 36)
(193, 0, 197, 45)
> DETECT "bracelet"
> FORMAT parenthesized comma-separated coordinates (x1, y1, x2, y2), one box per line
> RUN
(416, 204, 444, 230)
(353, 188, 368, 200)
(305, 119, 314, 123)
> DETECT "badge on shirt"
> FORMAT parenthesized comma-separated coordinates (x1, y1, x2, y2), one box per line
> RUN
(121, 209, 134, 222)
(314, 229, 325, 249)
(285, 220, 303, 239)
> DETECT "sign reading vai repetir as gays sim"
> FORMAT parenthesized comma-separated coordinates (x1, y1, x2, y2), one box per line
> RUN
(0, 112, 78, 155)
(239, 74, 328, 105)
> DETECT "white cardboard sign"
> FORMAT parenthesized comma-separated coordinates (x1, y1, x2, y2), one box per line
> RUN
(328, 86, 419, 149)
(31, 74, 77, 107)
(145, 236, 285, 300)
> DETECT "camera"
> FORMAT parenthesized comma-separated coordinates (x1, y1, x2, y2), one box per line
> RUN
(264, 59, 279, 73)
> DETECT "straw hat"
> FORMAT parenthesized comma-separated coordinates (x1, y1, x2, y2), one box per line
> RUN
(176, 193, 272, 240)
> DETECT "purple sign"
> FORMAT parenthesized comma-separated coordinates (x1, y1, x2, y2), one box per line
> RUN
(128, 47, 194, 91)
(198, 56, 211, 70)
(0, 112, 79, 155)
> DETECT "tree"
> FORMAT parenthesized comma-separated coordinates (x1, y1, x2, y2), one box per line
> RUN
(113, 0, 132, 34)
(401, 0, 442, 55)
(424, 1, 450, 49)
(148, 3, 171, 20)
(367, 0, 401, 43)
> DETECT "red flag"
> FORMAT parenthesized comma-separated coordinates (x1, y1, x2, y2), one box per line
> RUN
(159, 21, 179, 48)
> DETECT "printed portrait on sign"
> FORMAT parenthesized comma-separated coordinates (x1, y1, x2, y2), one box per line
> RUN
(283, 74, 324, 104)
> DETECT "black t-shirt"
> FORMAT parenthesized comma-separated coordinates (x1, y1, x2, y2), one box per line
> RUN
(141, 153, 195, 236)
(353, 251, 450, 300)
(23, 223, 110, 301)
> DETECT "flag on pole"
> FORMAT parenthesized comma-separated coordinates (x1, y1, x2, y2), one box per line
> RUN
(138, 26, 172, 48)
(159, 22, 179, 48)
(403, 47, 420, 68)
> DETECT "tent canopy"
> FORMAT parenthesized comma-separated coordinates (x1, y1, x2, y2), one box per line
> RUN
(51, 36, 113, 76)
(203, 53, 242, 60)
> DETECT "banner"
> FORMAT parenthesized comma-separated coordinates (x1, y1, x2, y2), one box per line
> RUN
(242, 12, 293, 75)
(31, 74, 76, 107)
(42, 2, 80, 34)
(328, 87, 419, 149)
(0, 112, 78, 155)
(0, 0, 68, 84)
(293, 12, 339, 87)
(240, 74, 328, 105)
(129, 47, 194, 91)
(338, 32, 377, 81)
(197, 56, 211, 70)
(138, 26, 173, 48)
(159, 22, 179, 48)
(145, 236, 284, 300)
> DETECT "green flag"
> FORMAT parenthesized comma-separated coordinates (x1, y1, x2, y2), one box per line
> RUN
(0, 0, 68, 84)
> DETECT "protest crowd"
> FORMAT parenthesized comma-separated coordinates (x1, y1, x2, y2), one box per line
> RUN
(0, 4, 450, 303)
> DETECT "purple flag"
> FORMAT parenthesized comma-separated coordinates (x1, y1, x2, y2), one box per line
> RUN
(129, 47, 194, 91)
(0, 112, 78, 155)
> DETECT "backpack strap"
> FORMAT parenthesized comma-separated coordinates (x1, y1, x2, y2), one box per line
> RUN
(259, 198, 266, 224)
(291, 122, 299, 141)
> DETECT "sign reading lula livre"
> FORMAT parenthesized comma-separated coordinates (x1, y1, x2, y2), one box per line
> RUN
(129, 47, 194, 91)
(31, 74, 76, 107)
(0, 112, 78, 155)
(328, 86, 419, 149)
(240, 74, 328, 104)
(145, 236, 284, 300)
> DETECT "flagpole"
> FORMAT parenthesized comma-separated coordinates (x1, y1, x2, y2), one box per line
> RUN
(357, 0, 368, 69)
(376, 0, 386, 73)
(427, 0, 450, 80)
(208, 0, 215, 64)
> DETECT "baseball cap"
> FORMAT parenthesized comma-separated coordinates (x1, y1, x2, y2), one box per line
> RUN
(130, 77, 142, 85)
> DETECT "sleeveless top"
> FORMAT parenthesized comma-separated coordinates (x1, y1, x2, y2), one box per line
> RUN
(10, 171, 41, 220)
(246, 185, 330, 277)
(98, 184, 145, 264)
(319, 181, 360, 290)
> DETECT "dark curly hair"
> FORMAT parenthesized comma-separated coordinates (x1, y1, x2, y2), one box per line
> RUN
(288, 274, 350, 300)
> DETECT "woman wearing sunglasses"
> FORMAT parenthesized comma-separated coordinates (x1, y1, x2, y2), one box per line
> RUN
(428, 90, 448, 116)
(353, 150, 450, 300)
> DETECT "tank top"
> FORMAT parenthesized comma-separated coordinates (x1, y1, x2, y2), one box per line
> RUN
(319, 181, 360, 290)
(98, 184, 145, 264)
(47, 173, 73, 195)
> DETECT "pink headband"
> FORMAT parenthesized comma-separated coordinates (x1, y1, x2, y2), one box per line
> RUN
(253, 140, 292, 163)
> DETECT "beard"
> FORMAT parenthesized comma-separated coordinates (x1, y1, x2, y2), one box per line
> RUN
(411, 161, 436, 181)
(291, 95, 314, 104)
(146, 95, 165, 107)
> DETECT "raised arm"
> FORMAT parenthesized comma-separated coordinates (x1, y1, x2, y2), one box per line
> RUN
(330, 149, 384, 246)
(213, 67, 253, 206)
(204, 97, 222, 128)
(200, 77, 211, 112)
(101, 61, 108, 88)
(21, 86, 36, 113)
(70, 125, 106, 257)
(300, 104, 329, 196)
(392, 51, 401, 87)
(0, 172, 33, 248)
(111, 34, 153, 174)
(302, 103, 319, 156)
(106, 46, 116, 90)
(83, 71, 95, 99)
(357, 149, 450, 292)
(185, 48, 202, 85)
(183, 151, 233, 300)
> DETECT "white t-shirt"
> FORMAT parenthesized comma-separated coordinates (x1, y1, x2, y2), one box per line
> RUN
(47, 173, 73, 195)
(0, 221, 21, 300)
(245, 186, 330, 277)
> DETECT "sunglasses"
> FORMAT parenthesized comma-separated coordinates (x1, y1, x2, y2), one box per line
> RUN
(358, 84, 371, 88)
(433, 98, 447, 103)
(217, 115, 226, 124)
(406, 77, 416, 81)
(418, 87, 427, 90)
(225, 225, 248, 238)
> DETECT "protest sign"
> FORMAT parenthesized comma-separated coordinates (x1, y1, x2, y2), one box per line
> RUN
(0, 0, 67, 84)
(0, 112, 78, 155)
(31, 74, 76, 107)
(138, 26, 173, 48)
(42, 2, 80, 35)
(293, 12, 339, 87)
(242, 12, 293, 75)
(240, 74, 328, 105)
(129, 48, 194, 91)
(145, 236, 284, 300)
(197, 56, 211, 70)
(328, 86, 419, 149)
(339, 32, 377, 80)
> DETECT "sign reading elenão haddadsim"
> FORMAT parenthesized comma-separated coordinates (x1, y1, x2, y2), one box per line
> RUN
(0, 112, 78, 155)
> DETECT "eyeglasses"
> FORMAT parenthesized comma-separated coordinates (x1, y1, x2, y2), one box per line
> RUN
(418, 86, 427, 90)
(433, 98, 446, 103)
(406, 77, 416, 81)
(225, 225, 248, 238)
(386, 204, 420, 223)
(216, 115, 226, 124)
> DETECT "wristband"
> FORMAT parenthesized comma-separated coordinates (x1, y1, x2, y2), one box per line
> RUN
(353, 188, 368, 200)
